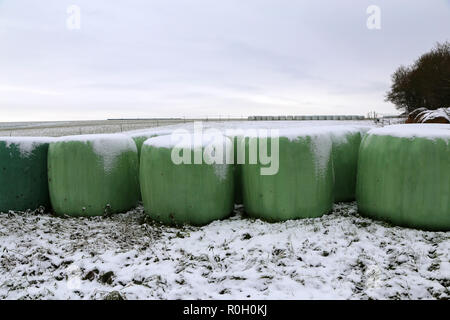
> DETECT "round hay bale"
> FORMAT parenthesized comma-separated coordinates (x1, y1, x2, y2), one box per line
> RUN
(356, 124, 450, 230)
(140, 134, 234, 225)
(0, 137, 53, 212)
(48, 134, 139, 216)
(241, 128, 334, 221)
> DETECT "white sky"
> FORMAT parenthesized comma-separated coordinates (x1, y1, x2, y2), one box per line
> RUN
(0, 0, 449, 121)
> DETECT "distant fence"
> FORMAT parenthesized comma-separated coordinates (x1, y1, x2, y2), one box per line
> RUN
(0, 118, 245, 137)
(248, 115, 365, 121)
(0, 120, 190, 137)
(0, 116, 372, 137)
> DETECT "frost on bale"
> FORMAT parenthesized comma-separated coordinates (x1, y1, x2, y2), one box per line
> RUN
(0, 137, 54, 212)
(47, 134, 140, 216)
(241, 128, 334, 222)
(356, 124, 450, 230)
(140, 134, 234, 226)
(329, 126, 371, 202)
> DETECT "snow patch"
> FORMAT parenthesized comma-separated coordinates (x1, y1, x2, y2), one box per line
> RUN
(1, 203, 448, 300)
(309, 134, 333, 177)
(0, 137, 54, 157)
(126, 128, 176, 139)
(416, 108, 450, 123)
(279, 128, 334, 176)
(328, 125, 371, 144)
(368, 124, 450, 141)
(55, 134, 137, 172)
(144, 133, 229, 150)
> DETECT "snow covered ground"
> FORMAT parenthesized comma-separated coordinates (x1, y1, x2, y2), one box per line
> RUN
(0, 203, 448, 300)
(0, 119, 190, 137)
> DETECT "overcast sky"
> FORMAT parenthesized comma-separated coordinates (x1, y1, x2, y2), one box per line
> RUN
(0, 0, 449, 121)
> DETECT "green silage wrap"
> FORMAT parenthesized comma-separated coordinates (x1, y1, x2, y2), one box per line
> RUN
(132, 135, 157, 200)
(228, 135, 243, 205)
(0, 138, 52, 212)
(241, 132, 334, 221)
(356, 125, 450, 230)
(330, 126, 370, 202)
(130, 130, 175, 200)
(48, 135, 140, 216)
(133, 136, 154, 160)
(140, 136, 234, 226)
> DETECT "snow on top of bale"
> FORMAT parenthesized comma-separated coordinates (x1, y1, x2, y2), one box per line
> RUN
(242, 125, 368, 142)
(244, 126, 335, 177)
(282, 127, 334, 177)
(368, 124, 450, 140)
(416, 107, 450, 123)
(54, 134, 137, 172)
(126, 128, 176, 139)
(328, 125, 370, 142)
(239, 125, 369, 177)
(125, 121, 375, 141)
(202, 120, 374, 132)
(144, 133, 232, 150)
(0, 136, 55, 157)
(351, 125, 373, 134)
(143, 134, 232, 181)
(243, 126, 329, 139)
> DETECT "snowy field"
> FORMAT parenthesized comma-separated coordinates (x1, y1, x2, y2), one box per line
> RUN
(0, 119, 240, 137)
(0, 118, 399, 137)
(0, 119, 448, 300)
(0, 203, 448, 300)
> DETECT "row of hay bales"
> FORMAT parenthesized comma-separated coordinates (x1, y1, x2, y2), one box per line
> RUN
(136, 126, 370, 225)
(0, 135, 140, 216)
(0, 124, 448, 230)
(249, 115, 365, 121)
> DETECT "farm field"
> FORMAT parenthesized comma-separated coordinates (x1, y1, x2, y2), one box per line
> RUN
(0, 118, 394, 137)
(1, 203, 448, 300)
(0, 119, 197, 137)
(0, 119, 448, 300)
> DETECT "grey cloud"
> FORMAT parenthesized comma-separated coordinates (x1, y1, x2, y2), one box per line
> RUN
(0, 0, 449, 121)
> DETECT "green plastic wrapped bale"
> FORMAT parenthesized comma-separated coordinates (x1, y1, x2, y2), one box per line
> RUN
(48, 134, 140, 216)
(329, 126, 371, 202)
(241, 128, 334, 221)
(0, 137, 53, 212)
(226, 134, 244, 205)
(128, 129, 175, 200)
(140, 134, 234, 226)
(356, 124, 450, 230)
